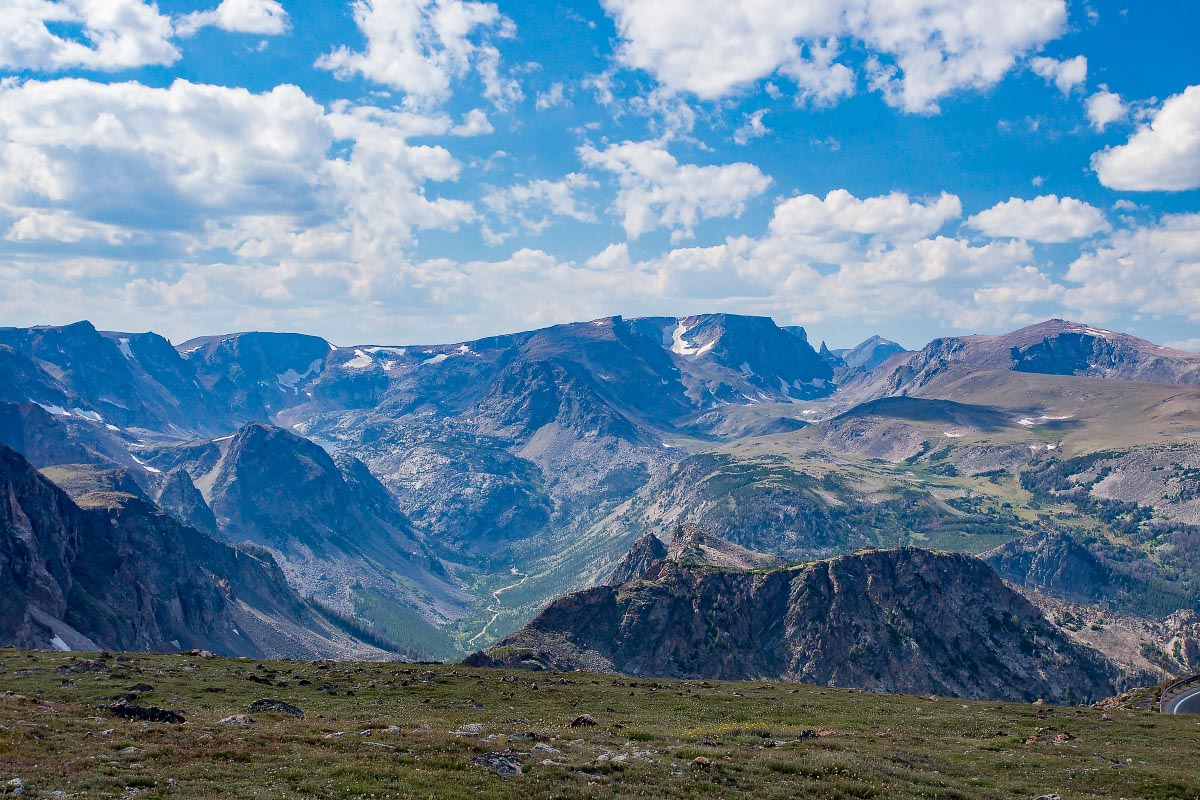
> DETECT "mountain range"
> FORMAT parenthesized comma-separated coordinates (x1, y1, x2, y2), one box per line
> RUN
(3, 312, 1200, 694)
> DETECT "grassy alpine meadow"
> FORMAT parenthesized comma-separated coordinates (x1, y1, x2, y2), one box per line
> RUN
(0, 648, 1197, 799)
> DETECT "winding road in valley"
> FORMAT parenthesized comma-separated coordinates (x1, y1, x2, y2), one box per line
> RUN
(467, 572, 528, 648)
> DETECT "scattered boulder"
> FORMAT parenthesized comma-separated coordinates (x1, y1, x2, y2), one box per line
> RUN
(246, 699, 304, 719)
(472, 751, 524, 776)
(126, 683, 154, 693)
(55, 659, 108, 675)
(569, 714, 597, 728)
(453, 723, 485, 737)
(219, 714, 256, 726)
(5, 777, 24, 795)
(107, 701, 185, 724)
(185, 650, 216, 659)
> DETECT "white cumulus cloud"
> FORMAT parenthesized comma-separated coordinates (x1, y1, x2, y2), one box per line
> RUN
(966, 195, 1110, 243)
(1066, 212, 1200, 320)
(481, 172, 597, 244)
(1030, 55, 1087, 95)
(580, 140, 771, 241)
(600, 0, 1069, 112)
(316, 0, 520, 109)
(176, 0, 291, 37)
(1086, 87, 1127, 131)
(1092, 85, 1200, 191)
(0, 77, 474, 262)
(0, 0, 178, 71)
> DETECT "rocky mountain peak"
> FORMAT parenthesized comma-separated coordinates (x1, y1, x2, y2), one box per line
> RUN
(606, 531, 668, 585)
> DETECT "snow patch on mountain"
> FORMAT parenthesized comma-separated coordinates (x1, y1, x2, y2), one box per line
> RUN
(344, 349, 374, 370)
(33, 401, 70, 416)
(670, 322, 700, 356)
(277, 358, 323, 391)
(131, 455, 162, 474)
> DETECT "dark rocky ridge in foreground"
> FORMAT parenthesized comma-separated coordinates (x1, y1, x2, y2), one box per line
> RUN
(469, 542, 1121, 703)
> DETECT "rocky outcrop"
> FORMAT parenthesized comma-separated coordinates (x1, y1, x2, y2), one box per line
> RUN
(983, 531, 1124, 605)
(982, 530, 1188, 618)
(469, 547, 1120, 703)
(606, 532, 667, 585)
(155, 469, 219, 537)
(663, 523, 782, 571)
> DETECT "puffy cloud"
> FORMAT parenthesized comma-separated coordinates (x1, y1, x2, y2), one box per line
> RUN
(1030, 55, 1087, 95)
(1092, 85, 1200, 190)
(0, 78, 330, 225)
(733, 109, 770, 145)
(481, 172, 597, 244)
(580, 140, 771, 241)
(450, 108, 493, 136)
(176, 0, 290, 37)
(0, 0, 178, 71)
(316, 0, 520, 109)
(761, 189, 961, 262)
(1086, 87, 1127, 131)
(0, 77, 473, 261)
(1065, 212, 1200, 320)
(966, 195, 1110, 243)
(600, 0, 1069, 112)
(535, 82, 567, 110)
(597, 188, 1052, 333)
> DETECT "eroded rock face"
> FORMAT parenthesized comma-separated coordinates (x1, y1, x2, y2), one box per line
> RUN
(155, 469, 219, 538)
(0, 444, 341, 657)
(470, 547, 1120, 703)
(983, 531, 1125, 605)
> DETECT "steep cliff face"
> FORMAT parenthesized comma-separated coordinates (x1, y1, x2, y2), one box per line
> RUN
(155, 468, 219, 538)
(0, 444, 376, 658)
(470, 546, 1120, 703)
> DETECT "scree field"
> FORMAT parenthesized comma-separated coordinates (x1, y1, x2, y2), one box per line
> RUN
(0, 649, 1197, 799)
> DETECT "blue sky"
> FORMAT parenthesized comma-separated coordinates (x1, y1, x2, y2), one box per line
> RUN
(1, 0, 1198, 349)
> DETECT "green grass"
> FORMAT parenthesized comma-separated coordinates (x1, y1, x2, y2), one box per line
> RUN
(1, 648, 1197, 798)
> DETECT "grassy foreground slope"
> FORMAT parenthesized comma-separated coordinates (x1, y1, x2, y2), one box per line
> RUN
(1, 649, 1197, 799)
